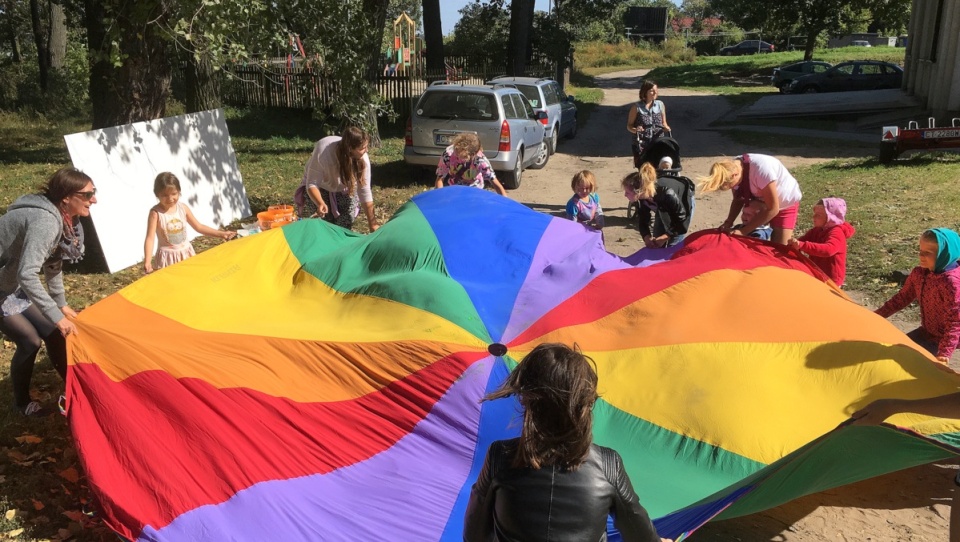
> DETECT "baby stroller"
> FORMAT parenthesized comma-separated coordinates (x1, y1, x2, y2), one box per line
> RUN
(627, 136, 688, 220)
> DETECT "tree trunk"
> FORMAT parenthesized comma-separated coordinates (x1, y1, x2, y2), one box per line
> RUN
(3, 0, 22, 62)
(507, 0, 534, 76)
(362, 0, 389, 147)
(422, 0, 444, 75)
(29, 0, 49, 90)
(47, 0, 66, 70)
(84, 0, 172, 129)
(803, 29, 818, 61)
(185, 51, 221, 113)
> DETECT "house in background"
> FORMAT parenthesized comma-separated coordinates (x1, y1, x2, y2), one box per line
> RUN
(904, 0, 960, 117)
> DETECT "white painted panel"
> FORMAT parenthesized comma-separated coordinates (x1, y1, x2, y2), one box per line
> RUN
(64, 109, 251, 273)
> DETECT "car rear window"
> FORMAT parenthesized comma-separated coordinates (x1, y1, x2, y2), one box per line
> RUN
(542, 83, 560, 106)
(417, 92, 497, 121)
(514, 85, 541, 108)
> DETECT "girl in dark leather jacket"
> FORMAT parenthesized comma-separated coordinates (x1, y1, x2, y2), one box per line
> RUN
(622, 163, 694, 249)
(463, 343, 671, 542)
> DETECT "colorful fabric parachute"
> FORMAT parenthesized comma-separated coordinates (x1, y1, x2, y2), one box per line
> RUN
(68, 186, 960, 541)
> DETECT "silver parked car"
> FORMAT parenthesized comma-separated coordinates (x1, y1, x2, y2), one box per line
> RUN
(404, 82, 548, 189)
(486, 76, 577, 155)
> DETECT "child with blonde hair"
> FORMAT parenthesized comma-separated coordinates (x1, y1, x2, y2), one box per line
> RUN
(787, 197, 855, 286)
(143, 172, 236, 274)
(622, 163, 693, 248)
(876, 228, 960, 363)
(565, 170, 604, 229)
(733, 199, 773, 241)
(435, 133, 507, 196)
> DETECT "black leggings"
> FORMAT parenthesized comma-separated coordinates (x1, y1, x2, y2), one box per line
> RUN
(0, 304, 66, 409)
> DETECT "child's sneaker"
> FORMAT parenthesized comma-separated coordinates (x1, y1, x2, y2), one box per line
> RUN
(19, 401, 51, 417)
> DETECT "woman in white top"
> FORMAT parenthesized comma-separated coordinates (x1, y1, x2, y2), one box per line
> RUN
(294, 126, 380, 231)
(626, 80, 671, 168)
(698, 153, 803, 244)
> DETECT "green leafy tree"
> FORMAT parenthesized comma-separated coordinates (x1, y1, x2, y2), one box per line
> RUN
(447, 2, 509, 59)
(278, 0, 391, 141)
(711, 0, 908, 60)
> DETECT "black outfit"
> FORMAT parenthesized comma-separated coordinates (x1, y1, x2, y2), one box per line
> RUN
(638, 176, 695, 242)
(463, 439, 661, 542)
(1, 303, 66, 409)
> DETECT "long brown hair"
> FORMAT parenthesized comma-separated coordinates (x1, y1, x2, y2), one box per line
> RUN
(336, 126, 370, 197)
(621, 162, 657, 200)
(484, 343, 598, 471)
(40, 167, 92, 205)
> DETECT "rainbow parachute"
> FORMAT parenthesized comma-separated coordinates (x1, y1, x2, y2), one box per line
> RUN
(67, 187, 960, 541)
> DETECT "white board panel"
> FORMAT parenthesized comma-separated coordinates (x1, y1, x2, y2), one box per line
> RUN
(64, 109, 252, 273)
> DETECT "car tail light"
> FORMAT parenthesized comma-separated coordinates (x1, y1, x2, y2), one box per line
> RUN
(538, 110, 548, 125)
(499, 120, 510, 152)
(404, 117, 412, 146)
(770, 45, 775, 52)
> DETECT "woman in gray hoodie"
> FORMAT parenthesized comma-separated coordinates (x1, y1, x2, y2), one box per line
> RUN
(0, 167, 96, 415)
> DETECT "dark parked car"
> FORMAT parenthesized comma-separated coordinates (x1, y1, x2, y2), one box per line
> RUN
(771, 61, 832, 93)
(720, 40, 775, 55)
(786, 60, 903, 94)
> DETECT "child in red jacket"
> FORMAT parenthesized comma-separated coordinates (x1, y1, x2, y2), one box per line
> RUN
(787, 197, 855, 286)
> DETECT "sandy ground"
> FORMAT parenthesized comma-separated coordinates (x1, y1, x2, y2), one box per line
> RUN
(508, 69, 956, 541)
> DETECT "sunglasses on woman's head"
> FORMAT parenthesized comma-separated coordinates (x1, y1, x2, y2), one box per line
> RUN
(73, 189, 97, 200)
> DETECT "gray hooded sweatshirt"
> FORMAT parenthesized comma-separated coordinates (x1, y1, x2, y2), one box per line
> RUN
(0, 194, 67, 324)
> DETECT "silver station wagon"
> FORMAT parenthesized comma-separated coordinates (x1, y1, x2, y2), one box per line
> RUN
(404, 82, 548, 189)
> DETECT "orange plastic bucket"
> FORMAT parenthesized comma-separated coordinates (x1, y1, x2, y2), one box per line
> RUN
(257, 211, 278, 230)
(268, 205, 295, 220)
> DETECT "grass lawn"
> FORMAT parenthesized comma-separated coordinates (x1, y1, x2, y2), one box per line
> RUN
(589, 45, 906, 95)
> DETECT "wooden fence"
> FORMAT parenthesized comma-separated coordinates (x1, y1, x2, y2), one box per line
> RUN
(219, 61, 556, 118)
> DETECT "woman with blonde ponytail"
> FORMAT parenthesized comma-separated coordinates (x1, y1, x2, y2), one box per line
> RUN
(622, 162, 694, 248)
(698, 153, 801, 244)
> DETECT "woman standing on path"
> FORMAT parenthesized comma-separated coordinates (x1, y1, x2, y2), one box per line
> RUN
(699, 153, 802, 244)
(626, 80, 671, 168)
(0, 167, 95, 415)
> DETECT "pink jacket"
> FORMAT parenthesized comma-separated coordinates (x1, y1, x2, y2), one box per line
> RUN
(876, 265, 960, 359)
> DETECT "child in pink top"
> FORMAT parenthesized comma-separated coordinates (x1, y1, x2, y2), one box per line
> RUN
(876, 228, 960, 363)
(143, 172, 236, 274)
(435, 133, 507, 196)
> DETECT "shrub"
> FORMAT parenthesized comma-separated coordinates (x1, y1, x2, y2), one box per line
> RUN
(573, 39, 696, 70)
(0, 35, 90, 119)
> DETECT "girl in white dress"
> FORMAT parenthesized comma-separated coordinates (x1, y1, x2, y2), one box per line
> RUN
(143, 172, 236, 274)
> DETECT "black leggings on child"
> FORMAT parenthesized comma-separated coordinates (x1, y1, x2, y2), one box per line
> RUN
(0, 304, 66, 409)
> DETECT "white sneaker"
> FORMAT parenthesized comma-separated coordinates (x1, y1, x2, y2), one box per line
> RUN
(22, 401, 43, 416)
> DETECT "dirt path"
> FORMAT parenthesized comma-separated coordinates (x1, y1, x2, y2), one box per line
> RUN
(508, 69, 954, 541)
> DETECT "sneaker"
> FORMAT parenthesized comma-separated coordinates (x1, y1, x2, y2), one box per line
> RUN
(20, 401, 50, 417)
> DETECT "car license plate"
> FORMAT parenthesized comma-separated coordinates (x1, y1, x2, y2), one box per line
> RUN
(922, 129, 960, 139)
(435, 134, 454, 145)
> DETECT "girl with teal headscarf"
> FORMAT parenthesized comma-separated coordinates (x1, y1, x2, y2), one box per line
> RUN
(876, 228, 960, 364)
